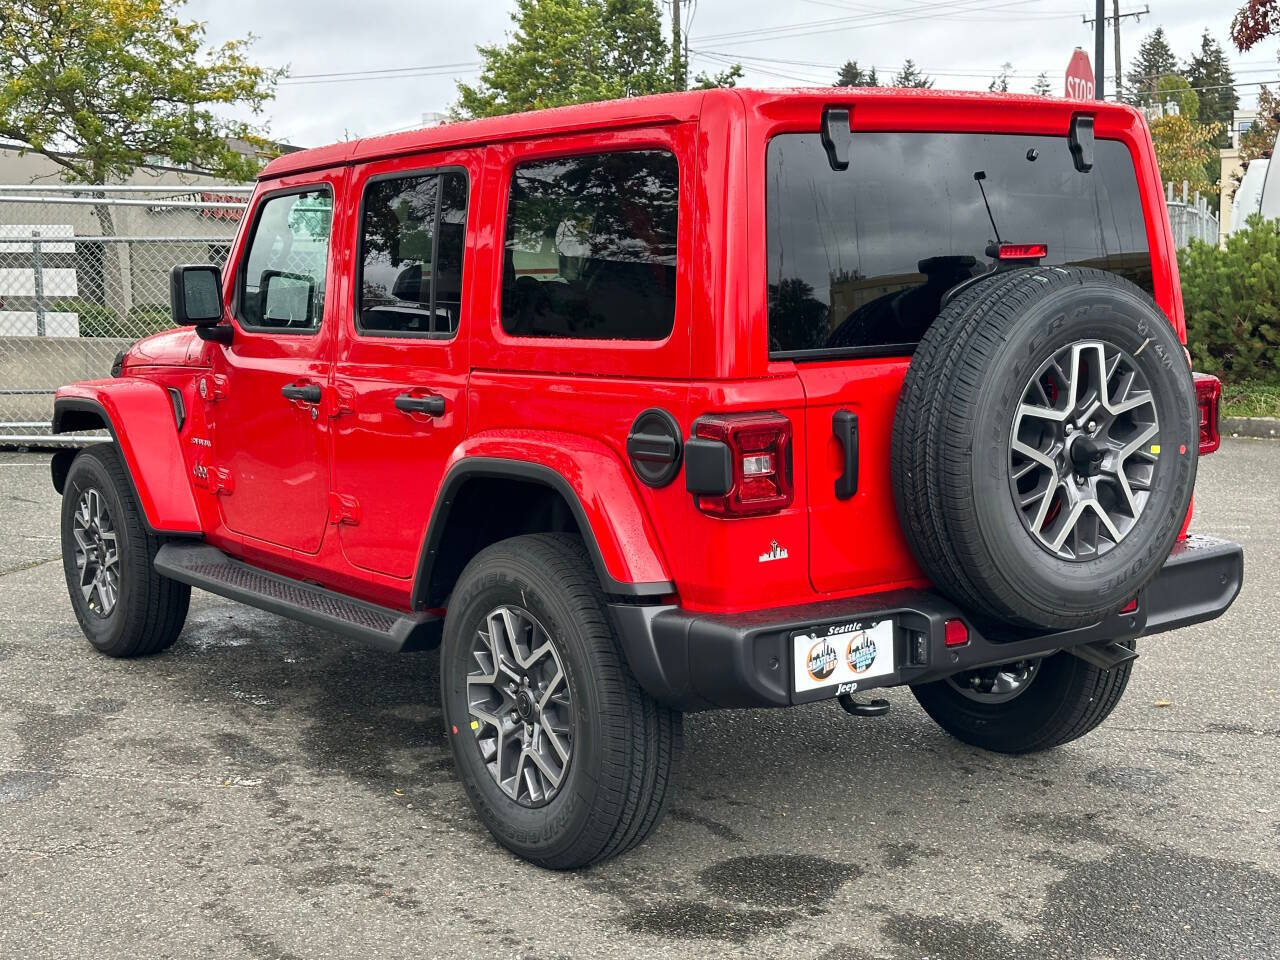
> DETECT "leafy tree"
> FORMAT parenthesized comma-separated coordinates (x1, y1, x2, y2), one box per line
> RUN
(1157, 75, 1200, 119)
(455, 0, 740, 119)
(835, 60, 879, 87)
(694, 63, 744, 90)
(1240, 85, 1280, 170)
(1149, 111, 1222, 194)
(0, 0, 281, 183)
(1180, 215, 1280, 380)
(1231, 0, 1280, 51)
(988, 62, 1013, 93)
(1125, 28, 1179, 105)
(891, 59, 933, 89)
(1031, 72, 1053, 97)
(0, 0, 282, 312)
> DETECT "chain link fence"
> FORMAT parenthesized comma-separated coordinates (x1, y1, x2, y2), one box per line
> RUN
(0, 184, 249, 443)
(1165, 181, 1220, 250)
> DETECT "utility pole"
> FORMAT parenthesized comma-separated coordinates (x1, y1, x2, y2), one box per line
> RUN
(672, 0, 686, 91)
(1094, 0, 1104, 100)
(1112, 0, 1122, 100)
(1083, 4, 1149, 100)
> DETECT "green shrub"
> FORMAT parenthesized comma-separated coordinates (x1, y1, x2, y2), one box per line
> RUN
(1179, 215, 1280, 381)
(49, 298, 125, 338)
(47, 299, 174, 338)
(126, 304, 175, 337)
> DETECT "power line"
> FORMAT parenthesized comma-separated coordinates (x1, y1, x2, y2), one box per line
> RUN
(696, 0, 1049, 45)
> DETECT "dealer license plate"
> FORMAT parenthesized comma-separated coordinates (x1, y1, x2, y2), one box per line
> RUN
(792, 619, 896, 695)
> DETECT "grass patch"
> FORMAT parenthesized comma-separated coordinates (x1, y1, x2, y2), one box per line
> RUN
(1220, 381, 1280, 419)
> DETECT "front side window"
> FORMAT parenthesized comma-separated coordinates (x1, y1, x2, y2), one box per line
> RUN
(501, 149, 679, 341)
(766, 132, 1153, 357)
(358, 171, 468, 337)
(239, 188, 333, 331)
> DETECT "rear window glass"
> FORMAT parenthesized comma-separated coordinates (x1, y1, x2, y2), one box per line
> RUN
(501, 149, 678, 341)
(358, 171, 467, 338)
(766, 132, 1153, 358)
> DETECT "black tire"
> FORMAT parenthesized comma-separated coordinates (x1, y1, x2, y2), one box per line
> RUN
(60, 445, 191, 657)
(892, 266, 1198, 630)
(441, 533, 682, 869)
(912, 646, 1135, 754)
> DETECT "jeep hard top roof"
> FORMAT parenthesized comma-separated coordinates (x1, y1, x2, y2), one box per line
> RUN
(258, 87, 1148, 181)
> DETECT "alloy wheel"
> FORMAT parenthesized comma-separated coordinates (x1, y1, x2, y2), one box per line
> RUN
(946, 658, 1042, 704)
(1008, 339, 1160, 561)
(72, 487, 121, 618)
(465, 605, 573, 807)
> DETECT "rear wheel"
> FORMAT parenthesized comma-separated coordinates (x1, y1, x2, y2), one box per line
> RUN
(60, 446, 190, 657)
(912, 646, 1134, 754)
(441, 533, 681, 869)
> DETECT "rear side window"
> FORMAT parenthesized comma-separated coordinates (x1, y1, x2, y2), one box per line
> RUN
(766, 132, 1153, 358)
(239, 188, 333, 331)
(501, 150, 678, 340)
(358, 170, 468, 337)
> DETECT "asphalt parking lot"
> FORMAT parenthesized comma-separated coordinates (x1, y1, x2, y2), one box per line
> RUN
(0, 441, 1277, 960)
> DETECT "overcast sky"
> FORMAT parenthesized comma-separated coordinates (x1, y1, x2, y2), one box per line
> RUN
(186, 0, 1279, 149)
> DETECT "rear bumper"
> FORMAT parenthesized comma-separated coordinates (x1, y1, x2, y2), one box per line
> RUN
(611, 535, 1243, 712)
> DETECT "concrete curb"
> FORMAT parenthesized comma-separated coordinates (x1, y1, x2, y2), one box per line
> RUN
(1222, 416, 1280, 440)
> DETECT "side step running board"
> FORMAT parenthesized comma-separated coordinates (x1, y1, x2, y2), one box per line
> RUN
(154, 543, 441, 653)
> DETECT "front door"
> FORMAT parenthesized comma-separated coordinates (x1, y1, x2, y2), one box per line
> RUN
(330, 157, 475, 579)
(212, 176, 342, 555)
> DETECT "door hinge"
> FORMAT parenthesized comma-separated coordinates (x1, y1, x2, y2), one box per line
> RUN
(329, 382, 356, 418)
(328, 492, 361, 526)
(197, 374, 228, 403)
(193, 463, 233, 495)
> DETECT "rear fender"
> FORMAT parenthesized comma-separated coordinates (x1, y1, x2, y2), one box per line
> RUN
(52, 380, 202, 535)
(414, 432, 675, 605)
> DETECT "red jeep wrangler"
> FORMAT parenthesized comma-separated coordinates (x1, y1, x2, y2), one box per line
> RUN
(51, 89, 1242, 868)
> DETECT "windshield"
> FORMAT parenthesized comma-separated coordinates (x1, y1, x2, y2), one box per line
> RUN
(766, 132, 1153, 358)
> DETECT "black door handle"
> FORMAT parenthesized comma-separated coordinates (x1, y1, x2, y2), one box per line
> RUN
(833, 409, 859, 500)
(394, 392, 446, 416)
(282, 383, 322, 404)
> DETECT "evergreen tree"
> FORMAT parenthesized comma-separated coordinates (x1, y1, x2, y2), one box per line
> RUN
(1184, 30, 1240, 138)
(1031, 72, 1053, 97)
(835, 60, 879, 87)
(988, 62, 1013, 93)
(891, 59, 933, 89)
(1125, 27, 1179, 106)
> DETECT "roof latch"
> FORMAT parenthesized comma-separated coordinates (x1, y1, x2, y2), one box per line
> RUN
(821, 106, 853, 171)
(1069, 113, 1095, 173)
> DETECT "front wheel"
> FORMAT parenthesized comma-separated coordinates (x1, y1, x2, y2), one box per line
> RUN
(912, 645, 1134, 754)
(441, 533, 681, 869)
(60, 445, 191, 657)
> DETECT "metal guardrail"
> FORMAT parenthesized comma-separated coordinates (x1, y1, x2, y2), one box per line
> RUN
(0, 185, 248, 443)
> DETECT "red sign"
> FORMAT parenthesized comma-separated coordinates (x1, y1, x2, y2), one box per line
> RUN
(1065, 48, 1094, 100)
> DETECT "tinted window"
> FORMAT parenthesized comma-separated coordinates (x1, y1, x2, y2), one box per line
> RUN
(239, 189, 333, 331)
(767, 133, 1153, 357)
(501, 150, 678, 340)
(358, 171, 468, 337)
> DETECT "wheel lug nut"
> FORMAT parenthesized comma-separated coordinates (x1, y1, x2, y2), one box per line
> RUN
(1087, 420, 1097, 432)
(1065, 424, 1073, 435)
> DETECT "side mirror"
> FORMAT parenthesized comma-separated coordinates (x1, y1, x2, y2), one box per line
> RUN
(261, 270, 315, 326)
(170, 264, 224, 326)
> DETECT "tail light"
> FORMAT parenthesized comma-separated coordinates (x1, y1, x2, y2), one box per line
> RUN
(1193, 373, 1221, 455)
(992, 242, 1048, 261)
(686, 412, 793, 517)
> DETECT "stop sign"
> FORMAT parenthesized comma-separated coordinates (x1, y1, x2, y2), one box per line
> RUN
(1065, 48, 1094, 100)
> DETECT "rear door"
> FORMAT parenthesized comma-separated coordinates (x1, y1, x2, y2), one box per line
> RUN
(765, 130, 1155, 594)
(330, 154, 476, 579)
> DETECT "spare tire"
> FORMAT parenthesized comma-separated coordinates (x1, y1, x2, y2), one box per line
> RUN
(891, 266, 1198, 630)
